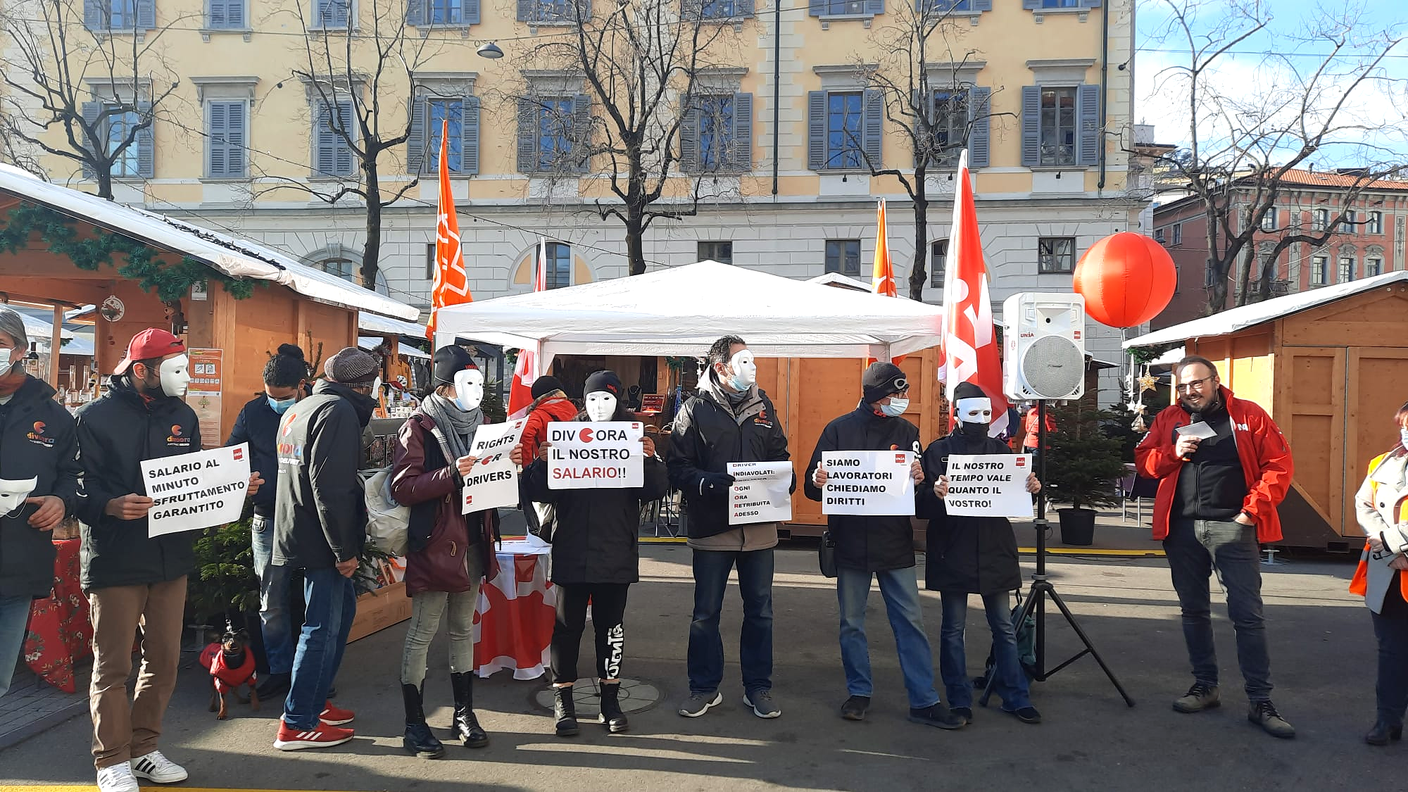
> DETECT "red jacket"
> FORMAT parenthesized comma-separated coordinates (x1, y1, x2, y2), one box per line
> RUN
(1134, 386, 1294, 543)
(1022, 409, 1056, 449)
(520, 394, 579, 462)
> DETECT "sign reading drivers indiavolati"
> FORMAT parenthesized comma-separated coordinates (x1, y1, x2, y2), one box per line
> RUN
(141, 443, 251, 537)
(546, 421, 644, 490)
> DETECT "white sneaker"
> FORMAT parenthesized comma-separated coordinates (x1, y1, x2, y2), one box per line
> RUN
(130, 749, 189, 783)
(96, 763, 140, 792)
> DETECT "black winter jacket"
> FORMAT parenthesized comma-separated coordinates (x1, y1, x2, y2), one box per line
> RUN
(226, 395, 280, 517)
(273, 380, 374, 570)
(918, 432, 1023, 594)
(804, 405, 923, 573)
(0, 377, 80, 598)
(668, 386, 791, 540)
(524, 448, 669, 585)
(75, 377, 202, 591)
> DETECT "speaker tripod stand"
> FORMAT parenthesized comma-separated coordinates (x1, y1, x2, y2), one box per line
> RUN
(979, 399, 1135, 708)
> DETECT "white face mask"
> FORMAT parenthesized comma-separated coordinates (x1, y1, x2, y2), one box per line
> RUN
(0, 342, 21, 377)
(879, 397, 909, 417)
(585, 392, 618, 422)
(721, 349, 757, 391)
(0, 476, 37, 518)
(452, 369, 483, 412)
(159, 354, 191, 398)
(956, 397, 993, 425)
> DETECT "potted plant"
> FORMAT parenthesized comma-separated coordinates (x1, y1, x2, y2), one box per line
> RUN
(1042, 399, 1126, 546)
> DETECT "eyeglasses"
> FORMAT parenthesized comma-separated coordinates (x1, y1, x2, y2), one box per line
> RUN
(1175, 376, 1215, 394)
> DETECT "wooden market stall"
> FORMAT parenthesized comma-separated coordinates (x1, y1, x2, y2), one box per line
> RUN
(1126, 271, 1408, 549)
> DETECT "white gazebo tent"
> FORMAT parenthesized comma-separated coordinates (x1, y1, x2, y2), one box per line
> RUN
(432, 261, 945, 372)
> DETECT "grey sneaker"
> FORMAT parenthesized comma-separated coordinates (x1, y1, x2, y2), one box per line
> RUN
(744, 689, 781, 719)
(1249, 700, 1296, 739)
(1172, 683, 1220, 713)
(678, 691, 722, 718)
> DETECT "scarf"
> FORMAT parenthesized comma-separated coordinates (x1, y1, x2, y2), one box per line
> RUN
(421, 392, 482, 466)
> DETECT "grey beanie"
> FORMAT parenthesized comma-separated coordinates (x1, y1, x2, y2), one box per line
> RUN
(0, 306, 27, 349)
(324, 346, 379, 385)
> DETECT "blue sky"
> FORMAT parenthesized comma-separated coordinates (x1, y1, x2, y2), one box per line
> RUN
(1134, 0, 1408, 164)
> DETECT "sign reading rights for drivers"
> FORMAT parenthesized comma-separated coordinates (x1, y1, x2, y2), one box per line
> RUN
(141, 443, 251, 537)
(944, 453, 1035, 518)
(821, 450, 915, 516)
(462, 419, 527, 514)
(547, 421, 644, 490)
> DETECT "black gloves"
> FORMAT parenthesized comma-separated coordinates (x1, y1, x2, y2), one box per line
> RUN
(699, 472, 736, 498)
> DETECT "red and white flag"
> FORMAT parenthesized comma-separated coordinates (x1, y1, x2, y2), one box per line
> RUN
(939, 150, 1009, 438)
(426, 120, 471, 342)
(507, 239, 547, 418)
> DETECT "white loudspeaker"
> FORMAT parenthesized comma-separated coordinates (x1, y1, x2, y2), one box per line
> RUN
(1002, 292, 1086, 401)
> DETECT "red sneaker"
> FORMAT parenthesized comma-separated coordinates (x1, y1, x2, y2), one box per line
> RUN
(274, 719, 354, 751)
(319, 701, 355, 726)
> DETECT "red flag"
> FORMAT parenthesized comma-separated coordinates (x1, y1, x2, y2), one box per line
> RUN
(507, 239, 548, 417)
(426, 120, 471, 341)
(940, 151, 1009, 438)
(867, 199, 906, 366)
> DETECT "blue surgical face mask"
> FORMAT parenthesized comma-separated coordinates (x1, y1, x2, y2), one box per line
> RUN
(879, 398, 909, 418)
(268, 396, 296, 415)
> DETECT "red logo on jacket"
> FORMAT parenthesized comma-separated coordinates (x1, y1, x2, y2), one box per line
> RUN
(167, 424, 191, 447)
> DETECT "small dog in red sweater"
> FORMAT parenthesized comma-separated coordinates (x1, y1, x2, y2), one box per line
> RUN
(199, 627, 259, 720)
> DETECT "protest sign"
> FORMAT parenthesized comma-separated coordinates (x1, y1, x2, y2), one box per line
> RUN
(462, 419, 528, 514)
(727, 461, 793, 525)
(943, 453, 1035, 518)
(547, 421, 644, 490)
(142, 443, 251, 537)
(821, 451, 915, 516)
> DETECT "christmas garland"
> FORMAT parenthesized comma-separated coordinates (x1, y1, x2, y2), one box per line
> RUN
(0, 203, 254, 301)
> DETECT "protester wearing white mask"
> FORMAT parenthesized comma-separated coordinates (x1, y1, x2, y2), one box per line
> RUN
(0, 306, 81, 707)
(669, 335, 792, 721)
(76, 328, 263, 791)
(805, 362, 963, 730)
(391, 346, 522, 758)
(526, 370, 668, 736)
(921, 381, 1043, 727)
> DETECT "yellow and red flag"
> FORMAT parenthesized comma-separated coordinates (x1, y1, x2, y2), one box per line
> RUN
(868, 199, 905, 365)
(939, 150, 1009, 437)
(425, 119, 471, 342)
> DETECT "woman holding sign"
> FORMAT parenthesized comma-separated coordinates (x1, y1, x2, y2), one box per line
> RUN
(920, 381, 1043, 726)
(391, 347, 521, 758)
(523, 370, 669, 737)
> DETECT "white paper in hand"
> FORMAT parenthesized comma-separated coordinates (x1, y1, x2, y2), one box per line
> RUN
(142, 444, 251, 537)
(1176, 421, 1216, 441)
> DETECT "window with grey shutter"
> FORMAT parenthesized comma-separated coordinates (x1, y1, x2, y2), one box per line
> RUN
(1076, 83, 1100, 166)
(208, 101, 245, 177)
(83, 0, 103, 30)
(571, 93, 591, 173)
(464, 0, 480, 24)
(516, 98, 535, 172)
(405, 0, 424, 25)
(81, 102, 101, 178)
(1020, 85, 1038, 166)
(679, 103, 700, 172)
(209, 0, 244, 27)
(807, 90, 826, 171)
(735, 0, 753, 17)
(967, 86, 991, 168)
(136, 0, 154, 28)
(317, 0, 350, 28)
(314, 101, 355, 177)
(729, 92, 753, 171)
(861, 89, 882, 169)
(405, 96, 428, 174)
(135, 101, 154, 178)
(461, 95, 480, 175)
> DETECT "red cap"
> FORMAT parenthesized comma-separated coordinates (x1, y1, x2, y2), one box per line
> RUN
(114, 328, 186, 376)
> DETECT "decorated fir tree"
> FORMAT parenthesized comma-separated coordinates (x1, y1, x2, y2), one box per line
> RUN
(1042, 399, 1127, 511)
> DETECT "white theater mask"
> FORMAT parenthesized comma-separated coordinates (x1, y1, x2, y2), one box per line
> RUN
(723, 349, 757, 390)
(453, 368, 484, 412)
(159, 354, 191, 398)
(0, 477, 37, 518)
(585, 391, 618, 422)
(955, 397, 993, 425)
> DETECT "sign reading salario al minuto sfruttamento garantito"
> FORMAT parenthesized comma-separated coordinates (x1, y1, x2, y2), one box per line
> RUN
(546, 421, 644, 490)
(821, 450, 915, 516)
(141, 443, 251, 537)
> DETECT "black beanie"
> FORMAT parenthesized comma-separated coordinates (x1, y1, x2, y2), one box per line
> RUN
(432, 345, 478, 387)
(862, 362, 909, 404)
(952, 381, 987, 403)
(584, 370, 625, 399)
(531, 375, 565, 399)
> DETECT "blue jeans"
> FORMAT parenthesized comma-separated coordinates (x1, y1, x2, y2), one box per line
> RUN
(1164, 518, 1272, 701)
(836, 565, 940, 710)
(0, 594, 32, 700)
(251, 515, 294, 676)
(283, 567, 357, 730)
(939, 591, 1031, 711)
(688, 548, 774, 696)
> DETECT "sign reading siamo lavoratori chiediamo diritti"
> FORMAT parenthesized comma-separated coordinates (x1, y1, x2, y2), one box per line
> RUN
(140, 443, 251, 537)
(821, 450, 916, 516)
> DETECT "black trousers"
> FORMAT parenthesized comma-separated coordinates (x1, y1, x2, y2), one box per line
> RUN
(550, 583, 630, 684)
(1374, 573, 1408, 726)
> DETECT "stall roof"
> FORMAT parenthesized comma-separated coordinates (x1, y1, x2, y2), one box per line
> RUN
(808, 272, 873, 292)
(359, 336, 429, 360)
(359, 312, 427, 337)
(58, 333, 94, 357)
(433, 260, 945, 362)
(1125, 271, 1408, 348)
(14, 310, 75, 341)
(0, 165, 419, 322)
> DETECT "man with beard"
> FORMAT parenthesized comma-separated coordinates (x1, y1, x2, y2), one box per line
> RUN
(77, 329, 262, 791)
(1135, 355, 1295, 738)
(272, 347, 380, 751)
(670, 335, 791, 720)
(920, 381, 1043, 726)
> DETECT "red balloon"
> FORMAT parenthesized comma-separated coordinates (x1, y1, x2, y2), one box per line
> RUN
(1072, 232, 1177, 328)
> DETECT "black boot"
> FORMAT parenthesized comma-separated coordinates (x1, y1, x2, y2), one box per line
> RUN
(598, 682, 629, 733)
(554, 686, 580, 737)
(449, 672, 489, 748)
(401, 684, 445, 759)
(1366, 719, 1403, 746)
